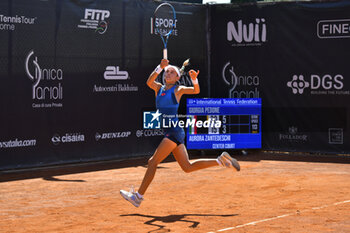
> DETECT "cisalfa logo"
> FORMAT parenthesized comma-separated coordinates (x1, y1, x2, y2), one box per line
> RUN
(222, 62, 260, 98)
(51, 133, 85, 145)
(227, 18, 267, 46)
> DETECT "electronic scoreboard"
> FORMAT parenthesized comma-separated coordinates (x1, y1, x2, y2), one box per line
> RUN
(186, 98, 261, 149)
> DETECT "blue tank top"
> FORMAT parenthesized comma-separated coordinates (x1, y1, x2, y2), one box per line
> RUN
(156, 85, 179, 126)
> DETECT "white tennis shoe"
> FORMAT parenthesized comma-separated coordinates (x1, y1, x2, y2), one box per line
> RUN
(120, 187, 144, 207)
(218, 151, 240, 171)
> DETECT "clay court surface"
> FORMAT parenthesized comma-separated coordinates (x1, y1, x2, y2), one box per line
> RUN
(1, 152, 349, 233)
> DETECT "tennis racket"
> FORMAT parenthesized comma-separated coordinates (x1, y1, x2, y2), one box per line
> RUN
(152, 3, 176, 59)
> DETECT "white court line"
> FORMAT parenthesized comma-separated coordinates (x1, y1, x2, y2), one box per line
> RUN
(208, 200, 350, 233)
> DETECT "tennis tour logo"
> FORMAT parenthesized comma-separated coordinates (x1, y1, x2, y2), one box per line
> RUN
(0, 14, 37, 31)
(287, 74, 348, 95)
(227, 18, 267, 46)
(25, 50, 64, 108)
(143, 110, 221, 129)
(317, 19, 350, 39)
(78, 8, 110, 34)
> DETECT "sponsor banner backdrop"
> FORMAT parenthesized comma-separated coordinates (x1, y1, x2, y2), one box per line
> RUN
(210, 2, 350, 153)
(0, 0, 207, 170)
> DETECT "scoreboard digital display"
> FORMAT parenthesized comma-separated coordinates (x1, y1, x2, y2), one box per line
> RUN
(186, 98, 261, 149)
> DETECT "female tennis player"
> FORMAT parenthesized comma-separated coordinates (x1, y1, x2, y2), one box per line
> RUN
(120, 59, 240, 207)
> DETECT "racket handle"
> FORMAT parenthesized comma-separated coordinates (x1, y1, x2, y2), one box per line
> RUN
(163, 48, 168, 60)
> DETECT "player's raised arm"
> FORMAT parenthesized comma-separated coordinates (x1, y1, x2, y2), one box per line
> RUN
(146, 59, 169, 94)
(177, 69, 200, 95)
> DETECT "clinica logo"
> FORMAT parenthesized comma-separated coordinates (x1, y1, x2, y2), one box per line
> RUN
(227, 18, 266, 45)
(222, 62, 260, 98)
(25, 50, 64, 108)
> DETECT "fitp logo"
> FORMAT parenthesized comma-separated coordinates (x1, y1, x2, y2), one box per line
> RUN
(143, 110, 162, 129)
(96, 21, 108, 34)
(287, 75, 310, 94)
(78, 8, 110, 34)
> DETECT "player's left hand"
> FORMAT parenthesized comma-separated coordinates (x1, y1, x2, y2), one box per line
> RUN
(189, 70, 200, 80)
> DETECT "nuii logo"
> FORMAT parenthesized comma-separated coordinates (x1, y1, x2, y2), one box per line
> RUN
(287, 74, 348, 95)
(222, 62, 260, 98)
(25, 50, 63, 108)
(78, 9, 110, 34)
(227, 18, 266, 46)
(317, 19, 350, 39)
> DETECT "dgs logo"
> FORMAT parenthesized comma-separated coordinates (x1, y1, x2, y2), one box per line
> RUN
(287, 74, 345, 95)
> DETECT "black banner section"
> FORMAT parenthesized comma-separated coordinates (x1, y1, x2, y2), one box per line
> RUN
(0, 0, 208, 170)
(209, 1, 350, 154)
(1, 0, 350, 170)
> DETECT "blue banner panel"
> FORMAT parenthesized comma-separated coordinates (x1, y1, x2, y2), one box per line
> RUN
(186, 98, 261, 149)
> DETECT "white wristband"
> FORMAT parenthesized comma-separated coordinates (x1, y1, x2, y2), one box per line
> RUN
(155, 65, 163, 74)
(192, 78, 198, 84)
